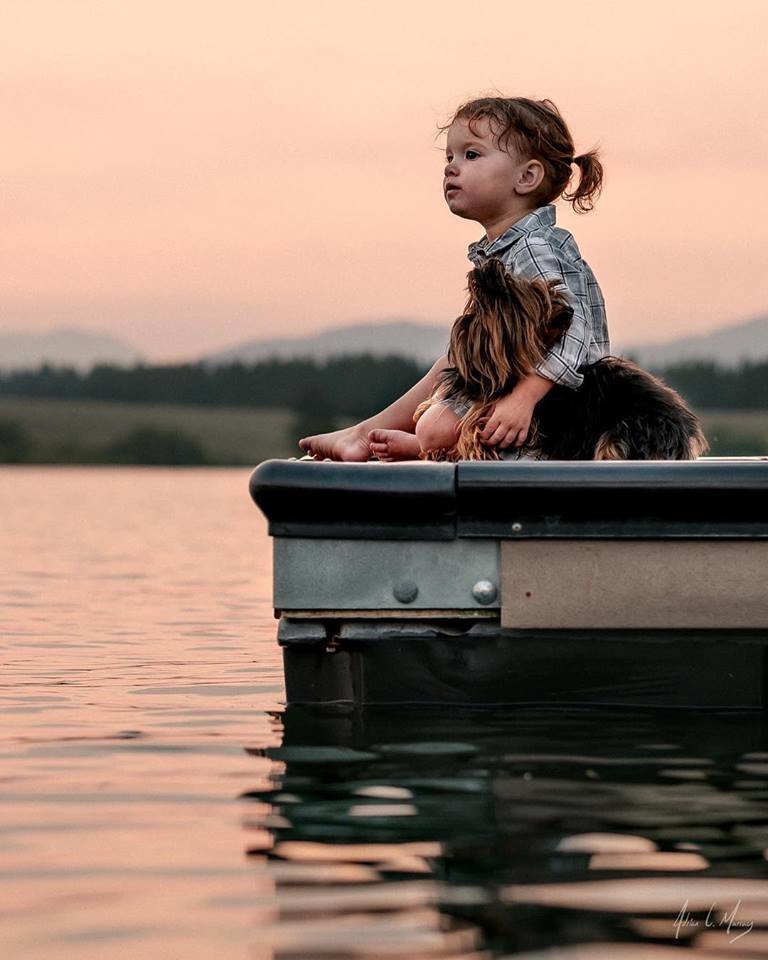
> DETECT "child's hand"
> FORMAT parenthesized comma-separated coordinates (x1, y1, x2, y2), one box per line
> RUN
(480, 374, 554, 448)
(479, 389, 536, 448)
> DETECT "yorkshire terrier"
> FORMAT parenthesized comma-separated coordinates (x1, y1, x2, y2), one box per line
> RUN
(415, 258, 708, 461)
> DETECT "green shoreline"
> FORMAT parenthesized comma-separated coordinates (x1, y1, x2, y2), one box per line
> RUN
(0, 396, 300, 465)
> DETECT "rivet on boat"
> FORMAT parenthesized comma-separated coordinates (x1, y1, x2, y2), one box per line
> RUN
(393, 581, 419, 604)
(472, 580, 498, 605)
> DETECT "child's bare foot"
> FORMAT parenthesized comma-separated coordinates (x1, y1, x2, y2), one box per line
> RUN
(298, 426, 371, 461)
(367, 429, 422, 462)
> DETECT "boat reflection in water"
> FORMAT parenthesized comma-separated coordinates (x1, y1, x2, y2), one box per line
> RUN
(241, 705, 768, 958)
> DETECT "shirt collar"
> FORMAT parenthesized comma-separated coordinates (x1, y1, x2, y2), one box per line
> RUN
(467, 204, 556, 261)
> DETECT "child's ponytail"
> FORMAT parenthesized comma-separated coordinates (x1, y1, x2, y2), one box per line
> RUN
(441, 96, 604, 214)
(564, 148, 604, 213)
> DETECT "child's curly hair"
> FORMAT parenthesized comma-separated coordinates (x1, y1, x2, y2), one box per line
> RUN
(439, 95, 604, 213)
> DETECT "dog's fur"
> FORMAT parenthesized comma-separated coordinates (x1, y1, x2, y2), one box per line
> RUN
(415, 258, 708, 461)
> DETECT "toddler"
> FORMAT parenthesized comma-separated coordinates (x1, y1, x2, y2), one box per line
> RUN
(299, 95, 608, 462)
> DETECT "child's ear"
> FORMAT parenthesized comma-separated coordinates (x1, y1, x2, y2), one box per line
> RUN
(515, 159, 545, 196)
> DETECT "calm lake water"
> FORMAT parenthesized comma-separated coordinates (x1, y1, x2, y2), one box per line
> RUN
(3, 467, 768, 959)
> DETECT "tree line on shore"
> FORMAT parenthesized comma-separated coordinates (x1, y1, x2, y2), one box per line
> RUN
(3, 354, 768, 412)
(0, 356, 422, 419)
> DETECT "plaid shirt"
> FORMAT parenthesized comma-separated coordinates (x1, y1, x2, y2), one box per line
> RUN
(467, 204, 609, 389)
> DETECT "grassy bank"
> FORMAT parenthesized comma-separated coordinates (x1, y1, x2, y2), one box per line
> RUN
(0, 396, 302, 464)
(1, 396, 767, 463)
(698, 410, 768, 456)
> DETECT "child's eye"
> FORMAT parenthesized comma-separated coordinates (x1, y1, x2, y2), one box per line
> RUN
(466, 150, 480, 160)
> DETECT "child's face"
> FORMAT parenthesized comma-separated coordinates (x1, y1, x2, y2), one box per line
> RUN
(443, 117, 525, 223)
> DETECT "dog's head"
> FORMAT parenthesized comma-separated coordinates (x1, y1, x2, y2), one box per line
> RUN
(448, 258, 573, 399)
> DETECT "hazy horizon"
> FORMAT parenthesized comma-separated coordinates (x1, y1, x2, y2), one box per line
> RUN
(5, 304, 768, 365)
(4, 0, 768, 362)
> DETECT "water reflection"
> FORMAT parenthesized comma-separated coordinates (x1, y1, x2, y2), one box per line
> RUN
(243, 706, 768, 958)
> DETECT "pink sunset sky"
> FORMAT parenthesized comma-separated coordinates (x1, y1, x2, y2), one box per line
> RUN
(3, 0, 768, 360)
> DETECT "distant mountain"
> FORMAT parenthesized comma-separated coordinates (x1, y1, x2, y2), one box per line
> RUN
(0, 328, 142, 371)
(203, 319, 449, 368)
(624, 314, 768, 368)
(208, 312, 768, 371)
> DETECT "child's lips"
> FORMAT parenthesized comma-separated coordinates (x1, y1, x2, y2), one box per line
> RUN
(445, 184, 461, 196)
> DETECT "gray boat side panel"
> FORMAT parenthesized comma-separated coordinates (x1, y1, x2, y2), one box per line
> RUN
(502, 540, 768, 629)
(274, 538, 499, 611)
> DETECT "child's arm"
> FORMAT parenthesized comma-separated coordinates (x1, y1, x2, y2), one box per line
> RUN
(480, 372, 553, 448)
(481, 237, 593, 449)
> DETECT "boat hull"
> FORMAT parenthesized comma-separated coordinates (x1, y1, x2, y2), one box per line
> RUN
(251, 459, 768, 707)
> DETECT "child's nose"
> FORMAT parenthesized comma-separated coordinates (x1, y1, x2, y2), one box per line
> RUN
(444, 159, 458, 177)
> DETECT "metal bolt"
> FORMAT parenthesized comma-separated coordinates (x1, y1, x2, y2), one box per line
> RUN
(472, 579, 498, 605)
(393, 580, 419, 604)
(511, 522, 522, 533)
